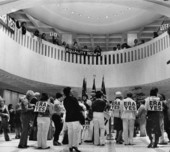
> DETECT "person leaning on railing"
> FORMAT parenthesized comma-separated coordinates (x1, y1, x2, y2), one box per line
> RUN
(94, 45, 102, 56)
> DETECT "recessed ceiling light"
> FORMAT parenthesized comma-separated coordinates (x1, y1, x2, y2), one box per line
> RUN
(88, 16, 90, 19)
(71, 11, 74, 14)
(106, 16, 109, 19)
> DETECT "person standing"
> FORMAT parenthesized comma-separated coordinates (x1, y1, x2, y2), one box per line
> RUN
(158, 94, 167, 144)
(18, 96, 34, 148)
(121, 92, 137, 145)
(52, 92, 65, 146)
(145, 87, 162, 148)
(137, 100, 147, 137)
(0, 97, 10, 141)
(113, 91, 123, 144)
(8, 104, 15, 133)
(36, 93, 53, 149)
(14, 99, 22, 139)
(164, 98, 170, 142)
(92, 91, 106, 146)
(63, 87, 81, 152)
(27, 90, 38, 141)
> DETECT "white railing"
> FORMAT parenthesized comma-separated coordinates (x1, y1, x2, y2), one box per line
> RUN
(2, 24, 170, 65)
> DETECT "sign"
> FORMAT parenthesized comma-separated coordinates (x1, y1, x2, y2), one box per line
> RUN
(148, 98, 162, 111)
(50, 32, 58, 37)
(112, 99, 121, 110)
(8, 17, 15, 31)
(123, 101, 136, 111)
(34, 101, 48, 112)
(0, 15, 7, 24)
(160, 24, 170, 31)
(0, 15, 15, 32)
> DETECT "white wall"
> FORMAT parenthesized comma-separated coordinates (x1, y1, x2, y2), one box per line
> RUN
(0, 27, 170, 90)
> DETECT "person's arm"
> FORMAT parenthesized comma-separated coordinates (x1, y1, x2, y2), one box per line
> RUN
(48, 103, 54, 116)
(0, 106, 10, 121)
(73, 97, 82, 112)
(137, 106, 142, 118)
(21, 101, 33, 113)
(134, 101, 138, 116)
(144, 98, 148, 111)
(120, 100, 124, 116)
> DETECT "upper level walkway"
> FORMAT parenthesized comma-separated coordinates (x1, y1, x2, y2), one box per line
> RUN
(1, 21, 170, 91)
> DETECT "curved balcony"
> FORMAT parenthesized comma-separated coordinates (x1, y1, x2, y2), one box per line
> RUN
(0, 24, 170, 91)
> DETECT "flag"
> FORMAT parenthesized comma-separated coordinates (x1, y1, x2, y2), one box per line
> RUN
(101, 76, 106, 95)
(92, 77, 96, 92)
(82, 78, 87, 97)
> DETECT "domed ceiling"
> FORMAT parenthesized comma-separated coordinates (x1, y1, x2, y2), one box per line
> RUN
(24, 2, 162, 34)
(5, 0, 170, 51)
(1, 0, 170, 99)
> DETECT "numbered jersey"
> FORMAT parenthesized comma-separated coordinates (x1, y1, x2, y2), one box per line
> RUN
(122, 98, 136, 111)
(112, 99, 121, 111)
(145, 96, 162, 111)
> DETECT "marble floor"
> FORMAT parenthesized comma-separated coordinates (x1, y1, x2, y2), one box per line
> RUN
(0, 133, 170, 152)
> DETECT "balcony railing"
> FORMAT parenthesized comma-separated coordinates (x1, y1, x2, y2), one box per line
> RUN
(2, 24, 170, 65)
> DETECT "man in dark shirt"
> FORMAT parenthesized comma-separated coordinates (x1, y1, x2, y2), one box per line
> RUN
(63, 87, 81, 152)
(92, 91, 106, 146)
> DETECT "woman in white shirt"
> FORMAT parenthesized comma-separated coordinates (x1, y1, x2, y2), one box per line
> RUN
(121, 92, 137, 145)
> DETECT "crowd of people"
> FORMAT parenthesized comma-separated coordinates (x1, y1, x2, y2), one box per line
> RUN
(0, 87, 170, 151)
(14, 20, 160, 57)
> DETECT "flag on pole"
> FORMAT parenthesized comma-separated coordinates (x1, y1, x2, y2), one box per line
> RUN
(101, 76, 106, 95)
(82, 78, 87, 97)
(92, 77, 96, 92)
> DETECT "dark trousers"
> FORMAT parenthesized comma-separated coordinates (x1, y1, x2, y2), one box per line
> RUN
(52, 114, 63, 142)
(18, 114, 30, 147)
(146, 118, 161, 146)
(164, 120, 170, 141)
(1, 119, 10, 141)
(147, 132, 159, 146)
